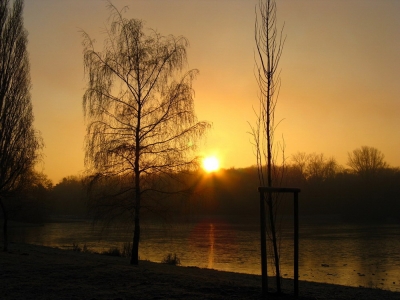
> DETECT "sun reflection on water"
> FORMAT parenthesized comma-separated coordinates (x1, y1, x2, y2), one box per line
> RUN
(208, 223, 215, 269)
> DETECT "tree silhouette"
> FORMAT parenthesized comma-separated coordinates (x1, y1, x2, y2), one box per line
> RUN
(0, 0, 43, 251)
(347, 146, 388, 177)
(82, 3, 209, 265)
(306, 153, 340, 182)
(250, 0, 285, 293)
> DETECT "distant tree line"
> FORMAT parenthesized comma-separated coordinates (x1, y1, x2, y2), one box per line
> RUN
(166, 146, 400, 223)
(2, 146, 399, 225)
(285, 146, 399, 222)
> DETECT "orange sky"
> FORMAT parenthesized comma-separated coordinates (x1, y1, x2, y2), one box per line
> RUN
(23, 0, 400, 183)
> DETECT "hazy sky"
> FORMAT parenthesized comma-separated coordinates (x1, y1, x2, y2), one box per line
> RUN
(23, 0, 400, 183)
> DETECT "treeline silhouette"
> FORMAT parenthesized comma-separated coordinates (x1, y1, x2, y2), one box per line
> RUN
(4, 152, 400, 224)
(176, 164, 400, 223)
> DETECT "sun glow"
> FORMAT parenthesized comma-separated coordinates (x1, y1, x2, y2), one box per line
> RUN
(202, 156, 220, 173)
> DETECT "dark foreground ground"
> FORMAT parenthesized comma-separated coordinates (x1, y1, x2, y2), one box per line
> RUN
(1, 243, 399, 300)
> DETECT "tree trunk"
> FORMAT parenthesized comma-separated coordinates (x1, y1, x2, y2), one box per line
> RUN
(131, 208, 140, 265)
(265, 0, 281, 291)
(131, 171, 141, 264)
(0, 197, 8, 252)
(267, 195, 281, 293)
(131, 123, 141, 265)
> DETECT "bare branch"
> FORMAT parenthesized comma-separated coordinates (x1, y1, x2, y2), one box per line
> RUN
(82, 5, 210, 265)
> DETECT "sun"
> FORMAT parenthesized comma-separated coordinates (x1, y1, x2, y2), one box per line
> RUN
(202, 156, 220, 173)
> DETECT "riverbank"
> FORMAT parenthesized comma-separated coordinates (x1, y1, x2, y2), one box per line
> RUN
(1, 243, 399, 300)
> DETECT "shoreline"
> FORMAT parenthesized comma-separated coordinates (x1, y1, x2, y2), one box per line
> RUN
(1, 243, 400, 300)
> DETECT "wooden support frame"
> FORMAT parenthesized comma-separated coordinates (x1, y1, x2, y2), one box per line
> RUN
(258, 187, 301, 298)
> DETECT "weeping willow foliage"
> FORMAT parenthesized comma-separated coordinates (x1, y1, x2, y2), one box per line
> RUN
(82, 3, 209, 264)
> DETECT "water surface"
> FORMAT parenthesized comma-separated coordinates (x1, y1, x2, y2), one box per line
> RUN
(8, 219, 400, 292)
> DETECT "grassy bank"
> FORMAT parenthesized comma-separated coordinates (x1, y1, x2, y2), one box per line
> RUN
(1, 243, 399, 300)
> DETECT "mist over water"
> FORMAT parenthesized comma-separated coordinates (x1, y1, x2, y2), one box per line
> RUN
(8, 219, 400, 292)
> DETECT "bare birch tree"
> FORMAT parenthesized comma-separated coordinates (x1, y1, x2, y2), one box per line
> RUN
(250, 0, 285, 293)
(0, 0, 43, 251)
(82, 3, 209, 265)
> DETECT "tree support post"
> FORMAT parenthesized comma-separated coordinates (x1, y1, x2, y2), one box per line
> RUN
(294, 190, 299, 297)
(258, 187, 301, 298)
(260, 190, 268, 297)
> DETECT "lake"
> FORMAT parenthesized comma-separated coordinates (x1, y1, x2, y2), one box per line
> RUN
(7, 217, 400, 292)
